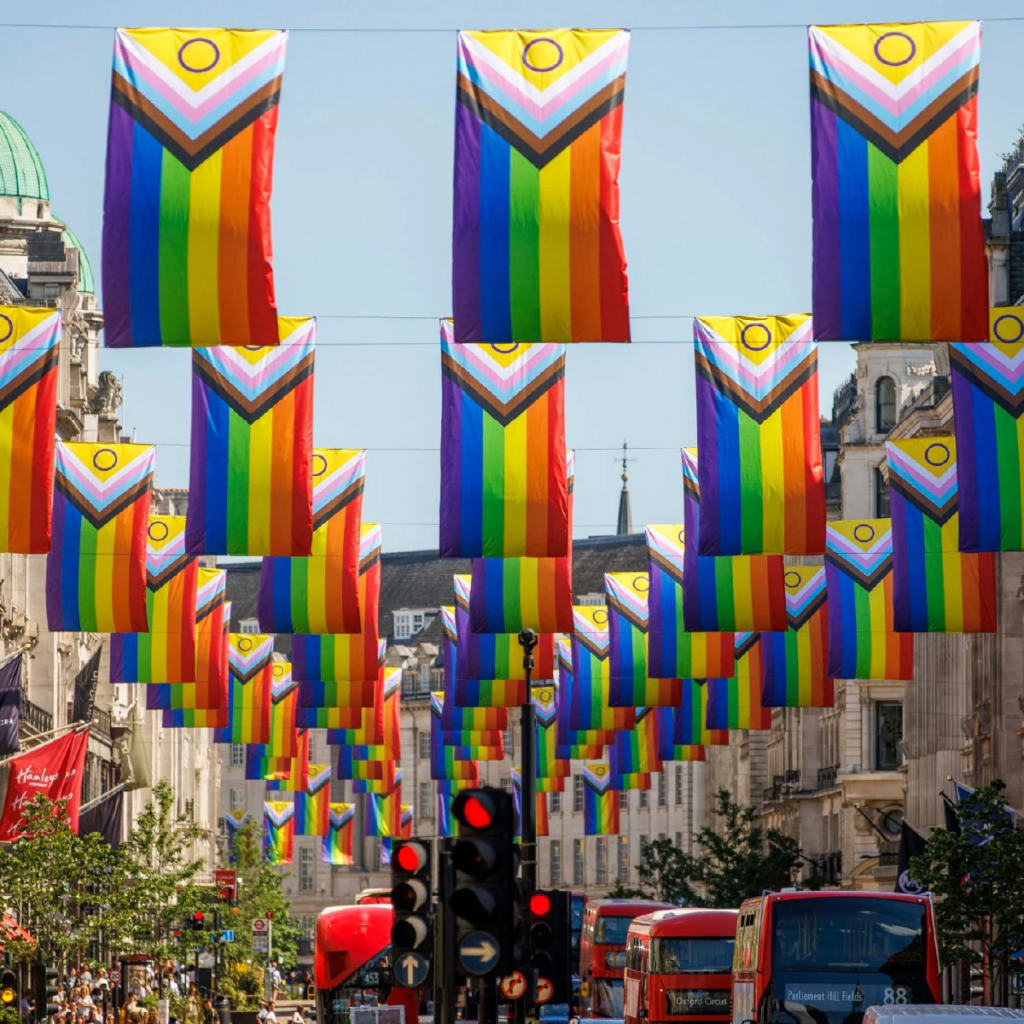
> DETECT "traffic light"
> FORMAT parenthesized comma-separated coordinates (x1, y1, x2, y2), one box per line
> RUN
(186, 911, 205, 931)
(390, 838, 433, 988)
(529, 889, 572, 1004)
(449, 787, 516, 977)
(33, 960, 60, 1018)
(0, 967, 17, 1010)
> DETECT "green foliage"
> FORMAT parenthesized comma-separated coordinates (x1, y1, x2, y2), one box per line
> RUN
(634, 839, 698, 906)
(219, 962, 266, 1010)
(606, 881, 648, 900)
(908, 781, 1024, 1005)
(0, 1006, 22, 1024)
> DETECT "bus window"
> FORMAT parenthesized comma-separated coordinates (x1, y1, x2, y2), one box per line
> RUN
(595, 916, 635, 945)
(651, 936, 735, 974)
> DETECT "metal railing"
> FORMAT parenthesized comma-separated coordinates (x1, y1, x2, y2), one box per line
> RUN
(878, 840, 900, 867)
(816, 851, 843, 885)
(93, 707, 112, 740)
(20, 695, 52, 735)
(816, 764, 839, 790)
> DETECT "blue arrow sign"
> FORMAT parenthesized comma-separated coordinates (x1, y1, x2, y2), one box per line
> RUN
(457, 931, 501, 976)
(394, 951, 429, 989)
(221, 931, 234, 943)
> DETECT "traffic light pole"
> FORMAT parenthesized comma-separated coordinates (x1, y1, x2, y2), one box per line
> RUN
(518, 629, 539, 1023)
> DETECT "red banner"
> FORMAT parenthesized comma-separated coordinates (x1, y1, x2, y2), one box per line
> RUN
(0, 727, 90, 841)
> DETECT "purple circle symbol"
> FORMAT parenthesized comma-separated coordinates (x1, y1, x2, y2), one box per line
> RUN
(522, 37, 564, 73)
(178, 37, 221, 73)
(592, 609, 608, 626)
(93, 448, 118, 472)
(312, 454, 328, 477)
(633, 575, 649, 593)
(238, 637, 252, 653)
(740, 323, 773, 351)
(873, 31, 916, 67)
(243, 344, 265, 352)
(489, 342, 520, 355)
(784, 570, 802, 588)
(0, 315, 12, 344)
(148, 520, 170, 543)
(853, 523, 876, 543)
(539, 688, 552, 702)
(924, 442, 951, 467)
(677, 528, 686, 545)
(993, 314, 1024, 344)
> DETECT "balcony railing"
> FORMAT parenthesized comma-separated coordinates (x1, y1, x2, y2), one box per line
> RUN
(93, 707, 112, 741)
(400, 679, 432, 701)
(815, 851, 843, 885)
(816, 765, 839, 790)
(20, 695, 52, 735)
(878, 840, 900, 867)
(763, 785, 781, 804)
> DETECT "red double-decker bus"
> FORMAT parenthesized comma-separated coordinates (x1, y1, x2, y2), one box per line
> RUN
(732, 890, 941, 1024)
(623, 908, 738, 1024)
(314, 904, 418, 1024)
(580, 899, 674, 1018)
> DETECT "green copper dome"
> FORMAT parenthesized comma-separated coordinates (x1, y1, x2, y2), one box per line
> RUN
(60, 222, 94, 294)
(0, 111, 48, 201)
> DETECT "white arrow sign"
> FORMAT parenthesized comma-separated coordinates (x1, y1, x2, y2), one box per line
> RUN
(396, 953, 428, 988)
(461, 939, 497, 959)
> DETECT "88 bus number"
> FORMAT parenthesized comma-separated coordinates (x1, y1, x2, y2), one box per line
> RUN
(883, 988, 909, 1005)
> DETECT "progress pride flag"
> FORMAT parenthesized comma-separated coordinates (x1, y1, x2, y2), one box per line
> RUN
(0, 727, 90, 841)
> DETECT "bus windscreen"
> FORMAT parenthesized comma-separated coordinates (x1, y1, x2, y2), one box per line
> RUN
(650, 936, 735, 974)
(595, 916, 635, 945)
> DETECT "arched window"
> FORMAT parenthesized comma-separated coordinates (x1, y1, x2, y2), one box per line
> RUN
(876, 376, 897, 432)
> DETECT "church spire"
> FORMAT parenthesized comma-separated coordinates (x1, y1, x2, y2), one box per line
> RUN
(616, 441, 634, 536)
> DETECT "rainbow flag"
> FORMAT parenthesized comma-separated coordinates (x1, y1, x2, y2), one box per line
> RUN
(555, 639, 613, 758)
(267, 662, 299, 759)
(951, 318, 1024, 551)
(309, 667, 384, 733)
(760, 568, 835, 708)
(825, 520, 914, 680)
(0, 307, 60, 552)
(158, 595, 231, 727)
(295, 764, 331, 837)
(581, 763, 620, 836)
(439, 320, 569, 558)
(337, 752, 394, 781)
(886, 438, 996, 632)
(610, 707, 662, 776)
(258, 448, 365, 632)
(298, 640, 383, 714)
(431, 733, 481, 781)
(322, 803, 355, 865)
(364, 790, 402, 838)
(661, 679, 729, 749)
(569, 607, 635, 732)
(327, 668, 399, 747)
(213, 633, 273, 744)
(533, 685, 570, 779)
(453, 30, 631, 344)
(353, 765, 401, 796)
(645, 525, 735, 680)
(681, 449, 787, 632)
(103, 28, 287, 348)
(291, 523, 382, 684)
(694, 316, 825, 556)
(431, 696, 505, 762)
(111, 516, 198, 684)
(705, 634, 773, 730)
(443, 606, 528, 708)
(512, 769, 550, 838)
(809, 22, 986, 342)
(454, 574, 555, 681)
(245, 744, 289, 782)
(263, 800, 294, 865)
(431, 692, 503, 748)
(46, 442, 155, 632)
(439, 694, 508, 732)
(187, 319, 315, 556)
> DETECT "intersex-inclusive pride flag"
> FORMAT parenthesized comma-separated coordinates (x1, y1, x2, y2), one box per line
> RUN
(0, 307, 60, 552)
(825, 520, 913, 680)
(454, 574, 555, 682)
(951, 312, 1024, 552)
(47, 442, 155, 633)
(706, 633, 772, 731)
(581, 763, 619, 836)
(263, 800, 294, 865)
(245, 743, 289, 782)
(304, 667, 384, 732)
(439, 320, 569, 558)
(364, 790, 403, 838)
(661, 679, 728, 751)
(453, 30, 631, 344)
(352, 764, 401, 796)
(533, 685, 569, 779)
(103, 28, 287, 348)
(681, 450, 787, 632)
(808, 21, 986, 342)
(886, 438, 996, 632)
(645, 525, 735, 680)
(442, 605, 527, 709)
(554, 636, 609, 759)
(111, 516, 198, 684)
(694, 316, 825, 556)
(605, 572, 679, 708)
(214, 633, 274, 744)
(187, 319, 315, 556)
(295, 763, 331, 837)
(326, 668, 396, 747)
(431, 693, 504, 762)
(323, 803, 355, 865)
(610, 706, 662, 776)
(760, 568, 834, 709)
(440, 693, 508, 732)
(258, 448, 365, 633)
(267, 662, 299, 759)
(569, 606, 635, 732)
(291, 523, 382, 688)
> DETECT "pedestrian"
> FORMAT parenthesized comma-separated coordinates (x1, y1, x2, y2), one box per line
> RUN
(256, 1003, 268, 1024)
(265, 1003, 278, 1024)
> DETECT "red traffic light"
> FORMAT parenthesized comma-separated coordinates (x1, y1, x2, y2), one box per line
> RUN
(396, 842, 428, 873)
(530, 893, 552, 917)
(463, 795, 493, 829)
(193, 912, 204, 922)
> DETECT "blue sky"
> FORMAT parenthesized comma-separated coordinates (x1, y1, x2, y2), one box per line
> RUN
(5, 1, 1023, 552)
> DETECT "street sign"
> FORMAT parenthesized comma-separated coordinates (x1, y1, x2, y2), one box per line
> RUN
(499, 972, 527, 1001)
(109, 971, 121, 985)
(535, 977, 553, 1005)
(221, 931, 234, 943)
(457, 931, 501, 976)
(252, 934, 269, 954)
(251, 918, 268, 935)
(394, 952, 429, 989)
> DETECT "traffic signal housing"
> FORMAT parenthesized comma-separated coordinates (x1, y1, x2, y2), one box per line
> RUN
(529, 889, 572, 1004)
(449, 787, 516, 976)
(33, 961, 60, 1018)
(186, 911, 205, 931)
(390, 838, 434, 987)
(0, 968, 16, 1010)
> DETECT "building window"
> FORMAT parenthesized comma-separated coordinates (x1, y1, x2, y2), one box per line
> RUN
(639, 789, 649, 809)
(299, 846, 314, 892)
(418, 782, 433, 819)
(573, 775, 584, 813)
(619, 790, 629, 810)
(550, 840, 562, 885)
(229, 788, 245, 812)
(639, 835, 649, 862)
(418, 732, 431, 760)
(876, 376, 897, 433)
(596, 838, 608, 885)
(230, 743, 245, 766)
(393, 609, 432, 641)
(674, 766, 683, 806)
(617, 837, 629, 882)
(573, 839, 585, 886)
(503, 727, 513, 752)
(657, 773, 667, 807)
(675, 831, 683, 851)
(238, 618, 260, 634)
(876, 702, 903, 770)
(551, 791, 562, 814)
(875, 468, 890, 518)
(500, 777, 514, 794)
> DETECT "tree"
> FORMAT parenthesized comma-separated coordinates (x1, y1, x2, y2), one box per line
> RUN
(614, 839, 697, 905)
(685, 789, 803, 908)
(908, 781, 1024, 1005)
